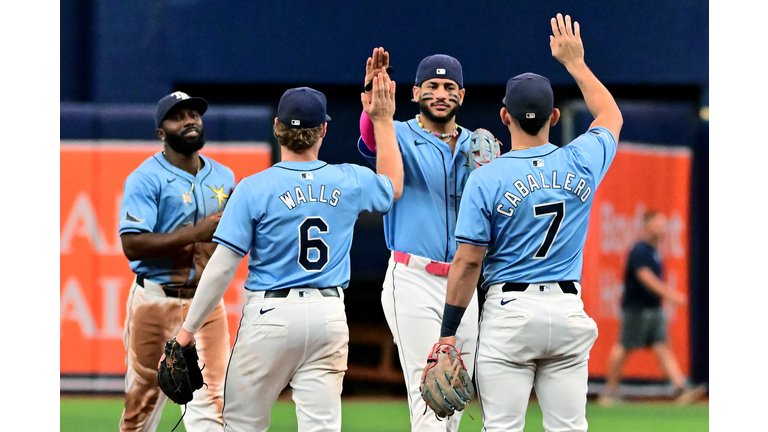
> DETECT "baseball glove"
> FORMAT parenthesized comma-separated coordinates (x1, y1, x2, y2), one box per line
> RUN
(157, 338, 205, 405)
(419, 343, 475, 418)
(469, 128, 503, 171)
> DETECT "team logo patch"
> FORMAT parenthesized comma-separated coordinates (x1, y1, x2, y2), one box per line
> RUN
(539, 285, 551, 293)
(532, 159, 544, 168)
(207, 184, 230, 211)
(170, 91, 191, 100)
(301, 172, 314, 180)
(291, 119, 301, 126)
(299, 291, 310, 298)
(526, 113, 536, 119)
(122, 211, 144, 223)
(436, 68, 446, 75)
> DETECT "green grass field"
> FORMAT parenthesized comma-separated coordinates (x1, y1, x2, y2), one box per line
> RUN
(61, 395, 708, 431)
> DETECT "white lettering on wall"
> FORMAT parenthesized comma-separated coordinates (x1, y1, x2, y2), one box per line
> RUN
(60, 192, 122, 255)
(599, 202, 686, 259)
(598, 271, 623, 320)
(60, 276, 98, 338)
(100, 277, 125, 338)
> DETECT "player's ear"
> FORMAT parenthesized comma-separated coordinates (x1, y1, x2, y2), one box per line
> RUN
(550, 108, 560, 127)
(321, 123, 327, 138)
(412, 86, 420, 103)
(458, 88, 466, 106)
(500, 107, 511, 126)
(156, 128, 165, 140)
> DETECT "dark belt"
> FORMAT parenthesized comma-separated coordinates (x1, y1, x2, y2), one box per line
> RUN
(136, 275, 197, 299)
(502, 281, 578, 295)
(264, 287, 340, 298)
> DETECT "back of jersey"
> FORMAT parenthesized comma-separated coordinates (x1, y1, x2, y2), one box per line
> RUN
(456, 127, 617, 286)
(213, 160, 394, 291)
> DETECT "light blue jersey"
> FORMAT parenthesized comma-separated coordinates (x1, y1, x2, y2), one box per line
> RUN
(456, 126, 617, 287)
(358, 118, 473, 262)
(214, 160, 394, 291)
(119, 151, 236, 286)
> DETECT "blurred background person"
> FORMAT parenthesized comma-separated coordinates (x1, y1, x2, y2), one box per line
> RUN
(598, 210, 706, 407)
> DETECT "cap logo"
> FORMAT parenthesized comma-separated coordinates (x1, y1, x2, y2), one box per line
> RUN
(526, 113, 536, 119)
(170, 91, 191, 100)
(291, 119, 301, 126)
(436, 68, 446, 75)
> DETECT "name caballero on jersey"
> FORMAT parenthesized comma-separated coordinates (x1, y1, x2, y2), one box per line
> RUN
(496, 170, 591, 217)
(279, 184, 342, 209)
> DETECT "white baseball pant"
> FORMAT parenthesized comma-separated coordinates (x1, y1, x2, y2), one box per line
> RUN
(222, 287, 348, 432)
(381, 252, 479, 432)
(476, 282, 598, 432)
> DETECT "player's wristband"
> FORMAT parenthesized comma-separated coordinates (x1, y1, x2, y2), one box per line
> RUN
(440, 303, 467, 338)
(364, 66, 394, 92)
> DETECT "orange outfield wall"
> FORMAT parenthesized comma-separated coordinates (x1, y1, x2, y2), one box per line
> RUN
(582, 142, 692, 380)
(60, 142, 271, 374)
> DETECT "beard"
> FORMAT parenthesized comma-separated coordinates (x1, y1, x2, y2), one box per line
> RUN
(418, 99, 461, 124)
(165, 128, 206, 156)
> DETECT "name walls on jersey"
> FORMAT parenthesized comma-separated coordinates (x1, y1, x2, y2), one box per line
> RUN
(496, 170, 591, 217)
(279, 184, 342, 210)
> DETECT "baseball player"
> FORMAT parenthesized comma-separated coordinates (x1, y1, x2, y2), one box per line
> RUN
(172, 75, 403, 432)
(118, 91, 233, 432)
(434, 14, 623, 432)
(358, 48, 479, 432)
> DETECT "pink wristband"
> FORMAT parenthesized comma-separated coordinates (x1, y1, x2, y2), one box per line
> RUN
(359, 110, 377, 153)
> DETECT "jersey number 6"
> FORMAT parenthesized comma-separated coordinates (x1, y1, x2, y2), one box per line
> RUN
(533, 201, 565, 259)
(298, 217, 329, 271)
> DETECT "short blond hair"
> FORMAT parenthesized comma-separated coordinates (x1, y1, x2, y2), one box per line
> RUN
(273, 122, 323, 154)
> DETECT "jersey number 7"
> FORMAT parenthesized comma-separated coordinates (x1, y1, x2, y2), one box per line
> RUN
(532, 201, 565, 259)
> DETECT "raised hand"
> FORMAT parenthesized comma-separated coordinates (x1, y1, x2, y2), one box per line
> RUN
(550, 13, 585, 68)
(365, 47, 390, 91)
(362, 69, 396, 123)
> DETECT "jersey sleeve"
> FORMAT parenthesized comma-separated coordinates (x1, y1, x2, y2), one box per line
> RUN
(357, 137, 377, 168)
(212, 182, 255, 257)
(118, 171, 159, 235)
(454, 171, 493, 246)
(353, 165, 395, 214)
(569, 126, 618, 185)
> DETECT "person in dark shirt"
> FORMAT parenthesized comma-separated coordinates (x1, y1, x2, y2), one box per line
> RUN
(598, 210, 705, 406)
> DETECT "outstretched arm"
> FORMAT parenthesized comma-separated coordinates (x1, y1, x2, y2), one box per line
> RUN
(362, 70, 403, 201)
(360, 47, 391, 152)
(550, 13, 623, 140)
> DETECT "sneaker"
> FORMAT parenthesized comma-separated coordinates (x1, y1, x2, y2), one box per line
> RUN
(597, 394, 620, 407)
(675, 384, 707, 406)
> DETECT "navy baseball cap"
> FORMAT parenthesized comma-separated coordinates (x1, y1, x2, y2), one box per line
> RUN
(502, 73, 554, 121)
(277, 87, 332, 129)
(415, 54, 463, 88)
(155, 91, 208, 128)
